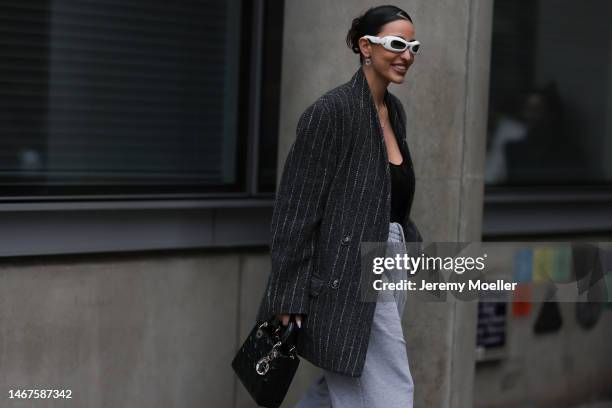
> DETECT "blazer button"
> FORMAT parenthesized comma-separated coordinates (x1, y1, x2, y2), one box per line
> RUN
(330, 279, 340, 289)
(341, 235, 351, 245)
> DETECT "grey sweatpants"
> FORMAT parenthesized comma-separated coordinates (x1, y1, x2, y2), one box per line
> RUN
(295, 222, 414, 408)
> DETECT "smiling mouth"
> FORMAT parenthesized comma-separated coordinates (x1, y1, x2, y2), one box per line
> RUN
(391, 64, 408, 73)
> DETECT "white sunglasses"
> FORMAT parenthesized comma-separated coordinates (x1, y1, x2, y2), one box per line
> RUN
(362, 35, 421, 54)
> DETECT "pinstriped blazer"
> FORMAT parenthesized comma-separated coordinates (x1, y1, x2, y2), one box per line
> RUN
(255, 66, 423, 377)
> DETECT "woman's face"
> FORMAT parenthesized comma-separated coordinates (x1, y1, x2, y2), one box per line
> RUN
(359, 19, 416, 84)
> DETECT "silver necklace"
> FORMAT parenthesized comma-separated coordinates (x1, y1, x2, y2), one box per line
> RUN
(376, 100, 387, 130)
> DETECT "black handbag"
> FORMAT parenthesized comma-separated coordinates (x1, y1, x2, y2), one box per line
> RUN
(231, 317, 300, 408)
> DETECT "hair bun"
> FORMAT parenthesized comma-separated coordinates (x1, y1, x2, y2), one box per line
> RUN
(347, 16, 362, 54)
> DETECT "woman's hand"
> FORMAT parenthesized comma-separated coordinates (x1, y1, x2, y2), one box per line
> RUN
(276, 313, 303, 328)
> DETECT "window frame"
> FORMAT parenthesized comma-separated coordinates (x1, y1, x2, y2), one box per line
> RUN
(483, 187, 612, 238)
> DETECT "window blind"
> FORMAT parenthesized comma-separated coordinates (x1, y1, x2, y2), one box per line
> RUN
(0, 0, 243, 196)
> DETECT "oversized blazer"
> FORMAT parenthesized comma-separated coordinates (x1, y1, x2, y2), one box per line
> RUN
(255, 66, 423, 377)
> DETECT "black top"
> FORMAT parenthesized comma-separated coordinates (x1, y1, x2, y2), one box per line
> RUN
(389, 156, 415, 224)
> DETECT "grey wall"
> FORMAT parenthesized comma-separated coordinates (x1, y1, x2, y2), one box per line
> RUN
(0, 250, 255, 407)
(473, 300, 612, 407)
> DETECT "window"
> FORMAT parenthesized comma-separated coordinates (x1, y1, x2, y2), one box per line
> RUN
(0, 0, 274, 198)
(485, 0, 612, 187)
(0, 0, 284, 256)
(483, 0, 612, 238)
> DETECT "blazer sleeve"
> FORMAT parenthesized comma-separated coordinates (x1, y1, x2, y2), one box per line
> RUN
(262, 98, 337, 317)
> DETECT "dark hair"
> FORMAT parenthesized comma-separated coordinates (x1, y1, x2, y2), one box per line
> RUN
(346, 5, 413, 64)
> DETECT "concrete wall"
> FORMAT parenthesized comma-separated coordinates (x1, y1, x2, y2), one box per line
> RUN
(473, 233, 612, 407)
(474, 302, 612, 407)
(0, 250, 254, 407)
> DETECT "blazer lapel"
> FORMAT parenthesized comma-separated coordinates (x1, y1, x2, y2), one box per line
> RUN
(348, 66, 411, 165)
(349, 66, 383, 138)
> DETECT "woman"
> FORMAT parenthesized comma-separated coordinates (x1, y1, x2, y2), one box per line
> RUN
(255, 5, 423, 407)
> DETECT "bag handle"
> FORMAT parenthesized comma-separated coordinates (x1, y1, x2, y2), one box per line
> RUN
(278, 321, 295, 345)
